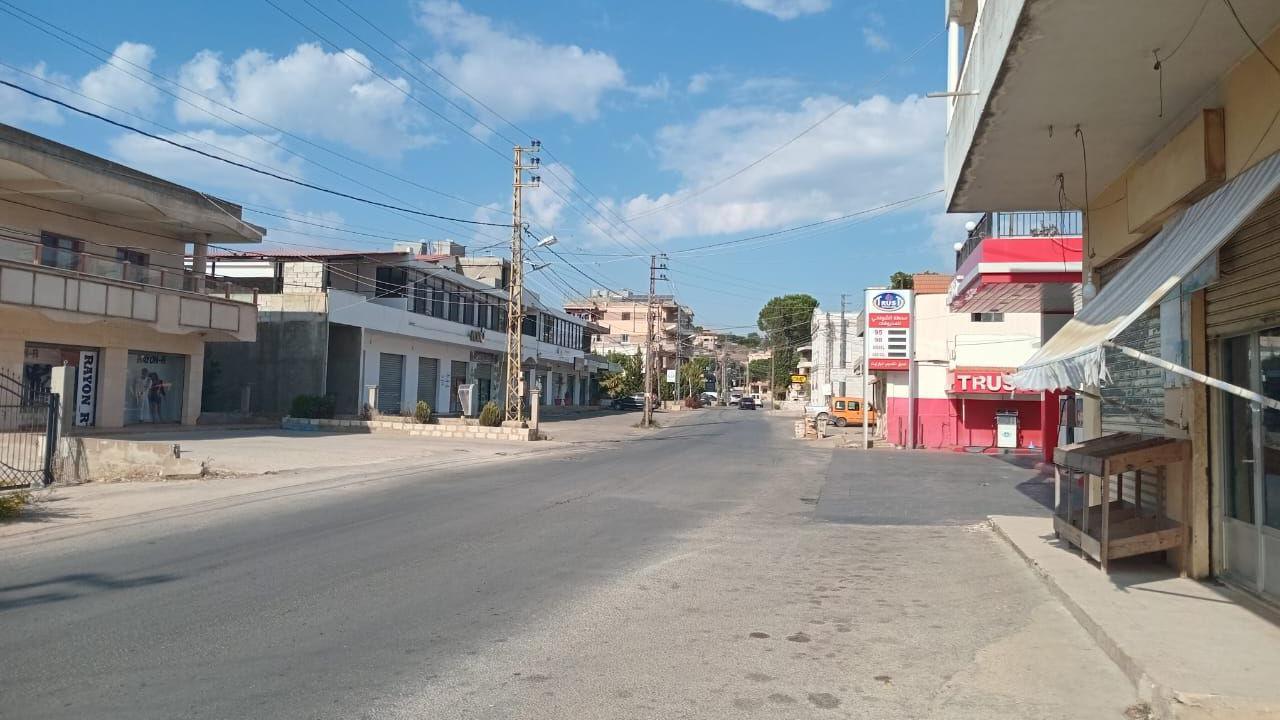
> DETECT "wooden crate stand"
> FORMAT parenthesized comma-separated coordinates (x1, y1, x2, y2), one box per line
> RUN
(1052, 432, 1192, 573)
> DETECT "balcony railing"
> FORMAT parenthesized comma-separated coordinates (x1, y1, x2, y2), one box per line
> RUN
(955, 210, 1082, 269)
(0, 232, 256, 302)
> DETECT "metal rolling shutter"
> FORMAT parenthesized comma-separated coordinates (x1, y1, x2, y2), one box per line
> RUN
(1097, 259, 1166, 436)
(377, 352, 404, 414)
(1206, 192, 1280, 338)
(416, 357, 438, 409)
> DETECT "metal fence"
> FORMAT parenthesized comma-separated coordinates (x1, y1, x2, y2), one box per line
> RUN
(0, 370, 59, 490)
(956, 211, 1083, 268)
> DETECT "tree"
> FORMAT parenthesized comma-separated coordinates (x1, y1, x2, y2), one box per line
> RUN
(889, 271, 914, 289)
(679, 356, 712, 397)
(757, 294, 818, 394)
(599, 350, 644, 398)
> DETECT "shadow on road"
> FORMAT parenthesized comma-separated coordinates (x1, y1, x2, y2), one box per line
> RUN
(0, 571, 180, 612)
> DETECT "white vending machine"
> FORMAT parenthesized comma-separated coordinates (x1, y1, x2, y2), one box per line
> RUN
(995, 410, 1019, 449)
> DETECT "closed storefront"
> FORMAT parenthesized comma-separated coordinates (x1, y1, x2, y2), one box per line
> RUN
(416, 357, 438, 409)
(1098, 259, 1167, 436)
(377, 352, 404, 414)
(1206, 191, 1280, 600)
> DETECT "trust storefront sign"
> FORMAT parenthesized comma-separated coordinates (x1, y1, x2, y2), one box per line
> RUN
(865, 289, 912, 371)
(947, 368, 1036, 395)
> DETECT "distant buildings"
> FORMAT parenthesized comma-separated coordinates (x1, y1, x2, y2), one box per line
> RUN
(563, 290, 695, 374)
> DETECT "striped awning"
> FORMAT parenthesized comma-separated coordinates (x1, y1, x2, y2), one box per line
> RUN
(1009, 151, 1280, 391)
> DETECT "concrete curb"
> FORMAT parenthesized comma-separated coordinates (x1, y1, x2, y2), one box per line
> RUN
(989, 516, 1278, 720)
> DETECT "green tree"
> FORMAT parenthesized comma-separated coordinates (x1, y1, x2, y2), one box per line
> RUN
(757, 294, 818, 394)
(679, 356, 712, 397)
(889, 271, 914, 289)
(599, 350, 644, 398)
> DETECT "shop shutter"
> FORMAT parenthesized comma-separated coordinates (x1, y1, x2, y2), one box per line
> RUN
(377, 352, 404, 414)
(417, 357, 438, 408)
(1206, 191, 1280, 338)
(1097, 258, 1166, 436)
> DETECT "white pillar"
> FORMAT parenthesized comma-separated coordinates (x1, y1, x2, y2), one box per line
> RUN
(946, 19, 962, 130)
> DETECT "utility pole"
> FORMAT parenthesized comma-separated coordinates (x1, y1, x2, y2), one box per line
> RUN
(642, 253, 667, 427)
(504, 140, 541, 424)
(840, 293, 847, 397)
(720, 345, 728, 406)
(769, 348, 776, 404)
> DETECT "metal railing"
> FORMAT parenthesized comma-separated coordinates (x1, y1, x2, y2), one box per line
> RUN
(956, 211, 1082, 268)
(0, 233, 256, 302)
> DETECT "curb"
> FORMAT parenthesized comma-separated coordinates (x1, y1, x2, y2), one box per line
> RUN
(989, 516, 1171, 718)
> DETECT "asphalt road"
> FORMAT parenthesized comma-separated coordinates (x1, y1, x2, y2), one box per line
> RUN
(0, 409, 1137, 719)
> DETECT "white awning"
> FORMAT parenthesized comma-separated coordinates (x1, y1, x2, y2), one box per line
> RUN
(1009, 152, 1280, 391)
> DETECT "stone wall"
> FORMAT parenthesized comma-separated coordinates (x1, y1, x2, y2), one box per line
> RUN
(282, 416, 538, 441)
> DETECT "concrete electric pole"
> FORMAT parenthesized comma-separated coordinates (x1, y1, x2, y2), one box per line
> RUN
(839, 293, 847, 397)
(642, 254, 667, 428)
(504, 141, 541, 424)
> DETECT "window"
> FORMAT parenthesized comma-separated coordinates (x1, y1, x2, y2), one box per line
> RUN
(621, 312, 631, 321)
(620, 334, 630, 343)
(971, 312, 1004, 322)
(447, 289, 461, 322)
(40, 232, 82, 271)
(834, 400, 845, 410)
(522, 314, 538, 337)
(374, 266, 408, 298)
(848, 401, 860, 411)
(463, 293, 476, 325)
(430, 280, 444, 318)
(541, 314, 554, 343)
(412, 280, 428, 314)
(116, 248, 150, 283)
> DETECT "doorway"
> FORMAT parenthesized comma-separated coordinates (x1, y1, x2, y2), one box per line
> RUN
(1219, 331, 1280, 600)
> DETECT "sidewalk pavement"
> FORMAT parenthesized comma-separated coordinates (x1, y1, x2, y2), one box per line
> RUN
(990, 514, 1280, 720)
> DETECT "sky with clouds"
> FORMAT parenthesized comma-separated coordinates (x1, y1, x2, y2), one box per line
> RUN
(0, 0, 968, 329)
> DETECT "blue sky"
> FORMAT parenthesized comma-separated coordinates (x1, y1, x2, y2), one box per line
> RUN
(0, 0, 969, 330)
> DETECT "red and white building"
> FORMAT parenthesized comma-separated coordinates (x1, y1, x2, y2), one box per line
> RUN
(875, 212, 1082, 460)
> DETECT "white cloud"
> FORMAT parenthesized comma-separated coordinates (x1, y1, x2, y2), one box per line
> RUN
(862, 27, 891, 52)
(79, 42, 162, 116)
(687, 73, 713, 95)
(726, 0, 831, 20)
(609, 93, 943, 244)
(525, 162, 575, 230)
(629, 75, 670, 102)
(0, 62, 69, 125)
(108, 129, 305, 204)
(416, 1, 626, 122)
(173, 44, 431, 157)
(928, 211, 981, 257)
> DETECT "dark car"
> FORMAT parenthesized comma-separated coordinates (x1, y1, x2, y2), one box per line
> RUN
(738, 397, 756, 409)
(611, 395, 644, 410)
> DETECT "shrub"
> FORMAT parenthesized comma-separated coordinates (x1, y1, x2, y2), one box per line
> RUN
(290, 394, 336, 419)
(478, 400, 502, 427)
(683, 396, 702, 409)
(0, 491, 31, 520)
(414, 400, 432, 424)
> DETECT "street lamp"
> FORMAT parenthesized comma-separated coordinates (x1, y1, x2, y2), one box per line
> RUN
(534, 234, 558, 249)
(530, 262, 551, 271)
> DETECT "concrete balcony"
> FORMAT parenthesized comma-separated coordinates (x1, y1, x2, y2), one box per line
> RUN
(0, 234, 256, 342)
(945, 0, 1280, 212)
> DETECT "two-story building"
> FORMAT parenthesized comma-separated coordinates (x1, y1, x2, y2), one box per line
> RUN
(942, 0, 1280, 598)
(203, 242, 607, 417)
(0, 124, 259, 428)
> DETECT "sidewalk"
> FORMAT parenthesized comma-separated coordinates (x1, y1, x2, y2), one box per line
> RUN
(990, 514, 1280, 719)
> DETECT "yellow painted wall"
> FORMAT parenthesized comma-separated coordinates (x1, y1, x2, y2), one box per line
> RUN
(1224, 27, 1280, 179)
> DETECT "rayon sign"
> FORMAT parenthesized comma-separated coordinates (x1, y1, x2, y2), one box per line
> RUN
(865, 289, 913, 371)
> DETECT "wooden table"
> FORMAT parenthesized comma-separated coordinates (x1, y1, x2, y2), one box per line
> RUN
(1053, 433, 1192, 573)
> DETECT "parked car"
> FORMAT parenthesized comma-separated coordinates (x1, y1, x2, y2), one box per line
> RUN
(739, 397, 756, 409)
(811, 396, 876, 427)
(611, 395, 644, 410)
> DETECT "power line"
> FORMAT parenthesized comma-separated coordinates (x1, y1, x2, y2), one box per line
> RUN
(0, 79, 515, 229)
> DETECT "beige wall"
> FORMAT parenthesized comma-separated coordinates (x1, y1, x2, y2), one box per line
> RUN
(0, 304, 206, 428)
(0, 194, 191, 270)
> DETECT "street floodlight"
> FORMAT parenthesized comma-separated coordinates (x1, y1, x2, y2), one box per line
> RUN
(535, 234, 558, 249)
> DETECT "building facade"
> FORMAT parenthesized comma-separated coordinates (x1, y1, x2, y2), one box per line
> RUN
(806, 310, 864, 405)
(563, 290, 694, 373)
(944, 0, 1280, 598)
(0, 124, 259, 428)
(205, 244, 606, 417)
(877, 273, 1060, 458)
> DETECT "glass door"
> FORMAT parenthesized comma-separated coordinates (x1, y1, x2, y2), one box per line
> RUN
(1220, 331, 1280, 600)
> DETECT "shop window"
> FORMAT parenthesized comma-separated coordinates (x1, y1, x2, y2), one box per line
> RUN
(126, 351, 186, 424)
(971, 312, 1004, 322)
